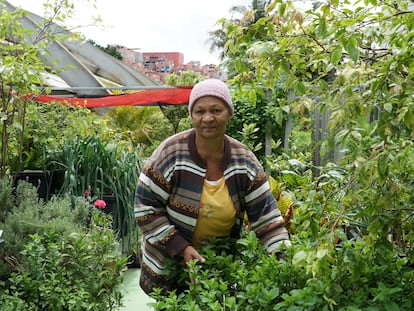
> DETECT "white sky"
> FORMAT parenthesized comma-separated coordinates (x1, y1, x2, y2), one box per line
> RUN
(8, 0, 251, 65)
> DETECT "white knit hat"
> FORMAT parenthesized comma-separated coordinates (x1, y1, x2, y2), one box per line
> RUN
(188, 79, 234, 116)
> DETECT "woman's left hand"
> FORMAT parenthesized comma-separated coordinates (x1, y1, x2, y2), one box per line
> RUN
(182, 245, 205, 263)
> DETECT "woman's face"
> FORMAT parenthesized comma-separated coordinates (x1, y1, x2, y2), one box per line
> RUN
(191, 96, 232, 140)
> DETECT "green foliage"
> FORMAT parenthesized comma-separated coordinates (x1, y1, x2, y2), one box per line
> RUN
(88, 39, 123, 60)
(6, 227, 124, 310)
(0, 1, 135, 308)
(106, 100, 192, 158)
(105, 147, 141, 249)
(0, 181, 89, 275)
(0, 0, 94, 177)
(107, 106, 159, 145)
(166, 71, 204, 86)
(0, 176, 14, 222)
(222, 0, 414, 238)
(6, 102, 111, 172)
(237, 122, 264, 153)
(159, 105, 191, 134)
(213, 5, 291, 165)
(49, 135, 118, 197)
(220, 0, 414, 162)
(151, 230, 414, 310)
(0, 179, 126, 310)
(47, 134, 141, 253)
(153, 0, 414, 309)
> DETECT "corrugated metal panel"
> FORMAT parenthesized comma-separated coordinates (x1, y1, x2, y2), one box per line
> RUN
(3, 1, 157, 98)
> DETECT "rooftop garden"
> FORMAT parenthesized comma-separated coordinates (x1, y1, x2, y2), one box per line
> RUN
(1, 0, 414, 310)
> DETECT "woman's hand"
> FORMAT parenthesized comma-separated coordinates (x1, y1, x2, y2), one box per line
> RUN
(182, 245, 205, 284)
(182, 245, 205, 263)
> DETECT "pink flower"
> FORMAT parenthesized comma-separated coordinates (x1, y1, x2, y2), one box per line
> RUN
(84, 189, 90, 197)
(93, 199, 107, 209)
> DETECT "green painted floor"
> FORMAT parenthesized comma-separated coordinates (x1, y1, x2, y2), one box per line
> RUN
(119, 269, 155, 310)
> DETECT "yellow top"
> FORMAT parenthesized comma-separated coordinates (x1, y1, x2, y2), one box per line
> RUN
(192, 177, 236, 249)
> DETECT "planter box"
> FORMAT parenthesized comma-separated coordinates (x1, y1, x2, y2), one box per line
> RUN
(102, 195, 128, 238)
(102, 194, 117, 216)
(14, 171, 49, 200)
(13, 170, 63, 200)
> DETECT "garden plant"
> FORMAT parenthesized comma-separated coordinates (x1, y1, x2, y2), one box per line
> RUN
(0, 179, 126, 310)
(0, 1, 139, 309)
(0, 0, 99, 178)
(1, 0, 414, 309)
(47, 134, 142, 254)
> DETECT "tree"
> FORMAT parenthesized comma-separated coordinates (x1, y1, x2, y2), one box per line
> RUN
(152, 1, 414, 307)
(209, 1, 290, 168)
(207, 0, 274, 61)
(0, 0, 99, 177)
(222, 0, 414, 283)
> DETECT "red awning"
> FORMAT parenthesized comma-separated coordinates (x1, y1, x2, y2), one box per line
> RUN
(34, 87, 192, 108)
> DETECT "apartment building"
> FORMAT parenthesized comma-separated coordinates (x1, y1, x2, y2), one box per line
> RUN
(115, 46, 226, 83)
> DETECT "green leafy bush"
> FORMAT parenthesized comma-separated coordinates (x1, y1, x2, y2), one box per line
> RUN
(0, 181, 89, 274)
(12, 102, 113, 172)
(150, 229, 414, 310)
(0, 179, 126, 310)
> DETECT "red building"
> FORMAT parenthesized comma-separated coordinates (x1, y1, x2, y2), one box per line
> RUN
(115, 46, 225, 83)
(143, 52, 184, 68)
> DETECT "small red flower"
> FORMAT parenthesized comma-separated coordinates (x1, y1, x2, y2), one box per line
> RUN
(93, 199, 107, 209)
(84, 189, 90, 197)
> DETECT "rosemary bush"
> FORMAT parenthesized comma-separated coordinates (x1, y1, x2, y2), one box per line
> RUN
(0, 179, 126, 310)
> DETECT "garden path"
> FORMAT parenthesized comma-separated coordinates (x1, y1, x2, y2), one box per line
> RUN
(120, 268, 155, 310)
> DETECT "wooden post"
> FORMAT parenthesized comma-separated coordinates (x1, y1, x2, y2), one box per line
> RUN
(264, 90, 272, 175)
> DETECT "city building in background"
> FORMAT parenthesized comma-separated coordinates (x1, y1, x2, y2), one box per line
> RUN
(115, 45, 227, 84)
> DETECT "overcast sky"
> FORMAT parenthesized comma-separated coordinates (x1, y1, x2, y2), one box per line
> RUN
(8, 0, 251, 65)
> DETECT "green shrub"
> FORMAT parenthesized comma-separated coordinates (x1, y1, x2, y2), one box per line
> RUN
(0, 179, 126, 310)
(0, 176, 14, 223)
(5, 102, 114, 174)
(5, 219, 124, 310)
(0, 292, 26, 311)
(0, 182, 89, 274)
(150, 230, 414, 310)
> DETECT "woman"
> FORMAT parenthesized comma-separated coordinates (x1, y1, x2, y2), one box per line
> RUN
(134, 79, 290, 295)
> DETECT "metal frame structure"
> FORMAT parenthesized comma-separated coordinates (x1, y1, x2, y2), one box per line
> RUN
(3, 1, 158, 98)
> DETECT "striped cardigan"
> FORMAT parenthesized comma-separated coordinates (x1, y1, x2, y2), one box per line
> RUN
(134, 129, 290, 294)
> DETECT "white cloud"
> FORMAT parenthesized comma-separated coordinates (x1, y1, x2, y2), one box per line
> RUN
(8, 0, 251, 65)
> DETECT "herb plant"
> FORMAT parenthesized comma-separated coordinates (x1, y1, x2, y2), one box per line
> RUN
(0, 179, 126, 310)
